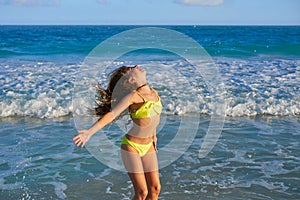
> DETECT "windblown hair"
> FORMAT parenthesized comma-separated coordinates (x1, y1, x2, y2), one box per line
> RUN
(93, 66, 134, 118)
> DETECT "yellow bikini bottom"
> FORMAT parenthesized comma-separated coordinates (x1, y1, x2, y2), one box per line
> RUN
(121, 136, 153, 157)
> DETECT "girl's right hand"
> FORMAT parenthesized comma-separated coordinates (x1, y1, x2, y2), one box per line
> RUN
(73, 130, 92, 148)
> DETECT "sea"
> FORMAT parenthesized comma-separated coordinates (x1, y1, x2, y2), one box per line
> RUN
(0, 25, 299, 200)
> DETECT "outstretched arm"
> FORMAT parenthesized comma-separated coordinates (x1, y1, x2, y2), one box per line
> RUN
(73, 93, 134, 147)
(72, 112, 115, 147)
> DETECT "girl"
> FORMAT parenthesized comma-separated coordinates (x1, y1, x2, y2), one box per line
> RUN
(73, 65, 162, 200)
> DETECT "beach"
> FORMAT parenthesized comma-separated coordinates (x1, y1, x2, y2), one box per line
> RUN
(0, 25, 300, 199)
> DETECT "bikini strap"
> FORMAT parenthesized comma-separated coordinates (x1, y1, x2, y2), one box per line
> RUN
(134, 90, 146, 102)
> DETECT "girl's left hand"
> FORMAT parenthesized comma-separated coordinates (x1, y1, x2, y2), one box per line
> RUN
(73, 130, 92, 148)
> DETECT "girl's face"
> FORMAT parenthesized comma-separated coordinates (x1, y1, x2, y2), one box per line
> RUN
(127, 65, 146, 84)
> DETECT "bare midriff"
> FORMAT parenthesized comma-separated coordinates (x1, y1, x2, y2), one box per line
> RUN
(126, 115, 160, 144)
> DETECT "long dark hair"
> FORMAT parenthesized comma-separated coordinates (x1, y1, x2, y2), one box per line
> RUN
(93, 66, 133, 117)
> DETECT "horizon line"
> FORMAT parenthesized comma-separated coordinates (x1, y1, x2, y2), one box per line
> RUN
(1, 23, 299, 26)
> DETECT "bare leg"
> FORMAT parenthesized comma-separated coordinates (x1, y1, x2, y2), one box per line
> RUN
(128, 172, 148, 200)
(144, 171, 160, 200)
(142, 145, 161, 200)
(121, 144, 148, 200)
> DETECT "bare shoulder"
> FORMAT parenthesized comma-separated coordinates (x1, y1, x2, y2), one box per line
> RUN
(129, 90, 144, 104)
(121, 91, 139, 105)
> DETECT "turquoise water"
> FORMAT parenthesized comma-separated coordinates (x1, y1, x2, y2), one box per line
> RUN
(0, 26, 300, 199)
(1, 26, 300, 58)
(1, 116, 299, 199)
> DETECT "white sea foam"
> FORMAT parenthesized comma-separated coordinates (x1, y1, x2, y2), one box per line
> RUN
(43, 181, 67, 199)
(0, 59, 299, 118)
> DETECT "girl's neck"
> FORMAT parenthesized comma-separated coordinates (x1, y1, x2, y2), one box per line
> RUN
(136, 83, 151, 93)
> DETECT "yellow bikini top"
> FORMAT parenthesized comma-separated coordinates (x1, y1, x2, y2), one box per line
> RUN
(130, 89, 162, 119)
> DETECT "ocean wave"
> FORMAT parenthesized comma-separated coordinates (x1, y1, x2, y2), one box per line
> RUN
(0, 49, 23, 57)
(1, 94, 299, 118)
(0, 58, 299, 118)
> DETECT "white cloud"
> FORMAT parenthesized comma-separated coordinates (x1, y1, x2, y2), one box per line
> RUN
(174, 0, 224, 6)
(0, 0, 60, 6)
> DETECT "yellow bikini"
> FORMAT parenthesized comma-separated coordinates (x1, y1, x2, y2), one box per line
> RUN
(130, 89, 162, 119)
(121, 136, 154, 157)
(121, 88, 162, 157)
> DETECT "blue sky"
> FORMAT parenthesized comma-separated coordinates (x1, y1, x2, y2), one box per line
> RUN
(0, 0, 299, 25)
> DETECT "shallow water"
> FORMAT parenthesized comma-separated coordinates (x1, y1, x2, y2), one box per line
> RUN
(0, 115, 299, 199)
